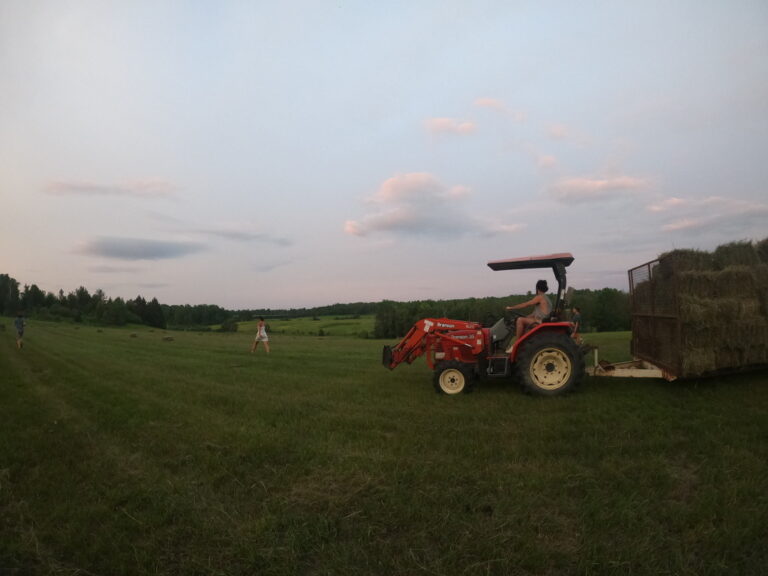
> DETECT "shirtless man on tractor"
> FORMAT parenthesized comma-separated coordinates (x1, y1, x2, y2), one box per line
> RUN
(505, 279, 551, 347)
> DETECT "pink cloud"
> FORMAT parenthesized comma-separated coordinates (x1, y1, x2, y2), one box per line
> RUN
(662, 218, 701, 231)
(474, 97, 506, 110)
(647, 196, 686, 212)
(548, 124, 570, 140)
(372, 173, 444, 203)
(537, 155, 557, 169)
(424, 117, 476, 135)
(473, 97, 526, 122)
(344, 220, 364, 236)
(551, 176, 648, 203)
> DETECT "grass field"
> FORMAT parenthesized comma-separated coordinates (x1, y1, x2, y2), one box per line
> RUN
(238, 315, 374, 338)
(1, 320, 767, 575)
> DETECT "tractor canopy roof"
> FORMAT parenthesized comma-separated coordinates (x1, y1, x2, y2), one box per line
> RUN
(487, 253, 574, 272)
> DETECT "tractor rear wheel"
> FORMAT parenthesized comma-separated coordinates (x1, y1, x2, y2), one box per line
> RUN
(433, 361, 475, 395)
(515, 333, 584, 396)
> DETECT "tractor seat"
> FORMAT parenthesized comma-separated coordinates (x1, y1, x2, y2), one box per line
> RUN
(489, 317, 511, 343)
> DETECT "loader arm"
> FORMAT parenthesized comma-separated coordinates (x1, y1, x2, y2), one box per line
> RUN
(382, 318, 482, 370)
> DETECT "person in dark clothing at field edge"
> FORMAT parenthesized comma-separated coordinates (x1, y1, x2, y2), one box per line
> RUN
(570, 306, 583, 344)
(14, 312, 26, 349)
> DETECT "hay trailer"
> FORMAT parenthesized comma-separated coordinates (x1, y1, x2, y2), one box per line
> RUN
(589, 241, 768, 380)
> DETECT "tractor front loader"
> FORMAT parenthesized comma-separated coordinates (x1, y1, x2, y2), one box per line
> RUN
(382, 253, 585, 396)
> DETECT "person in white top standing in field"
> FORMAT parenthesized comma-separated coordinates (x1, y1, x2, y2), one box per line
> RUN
(251, 316, 270, 354)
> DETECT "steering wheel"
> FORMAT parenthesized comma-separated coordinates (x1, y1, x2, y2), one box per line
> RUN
(504, 309, 522, 328)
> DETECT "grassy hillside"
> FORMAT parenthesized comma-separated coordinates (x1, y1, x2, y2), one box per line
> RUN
(1, 320, 766, 575)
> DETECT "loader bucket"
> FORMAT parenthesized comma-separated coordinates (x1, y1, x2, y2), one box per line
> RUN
(382, 345, 394, 369)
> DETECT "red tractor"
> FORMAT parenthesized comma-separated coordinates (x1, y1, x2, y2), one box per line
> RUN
(382, 253, 585, 396)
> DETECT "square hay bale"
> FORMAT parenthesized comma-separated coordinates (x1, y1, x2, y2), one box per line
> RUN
(657, 249, 715, 278)
(638, 238, 768, 378)
(713, 241, 761, 269)
(757, 237, 768, 265)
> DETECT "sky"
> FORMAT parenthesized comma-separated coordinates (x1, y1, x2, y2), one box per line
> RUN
(2, 1, 767, 310)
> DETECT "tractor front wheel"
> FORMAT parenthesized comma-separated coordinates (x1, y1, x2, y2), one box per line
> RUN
(515, 333, 584, 396)
(433, 361, 475, 395)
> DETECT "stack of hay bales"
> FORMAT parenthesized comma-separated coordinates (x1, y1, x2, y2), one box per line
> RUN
(655, 238, 768, 377)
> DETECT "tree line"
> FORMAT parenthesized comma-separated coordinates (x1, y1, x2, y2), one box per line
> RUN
(1, 273, 630, 335)
(0, 273, 228, 330)
(0, 273, 378, 331)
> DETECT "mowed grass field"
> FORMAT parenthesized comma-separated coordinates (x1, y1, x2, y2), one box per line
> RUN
(1, 320, 767, 575)
(238, 315, 374, 338)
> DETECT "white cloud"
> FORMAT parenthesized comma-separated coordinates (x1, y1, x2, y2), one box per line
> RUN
(345, 173, 522, 239)
(551, 176, 649, 203)
(652, 196, 768, 235)
(447, 185, 472, 198)
(425, 117, 475, 135)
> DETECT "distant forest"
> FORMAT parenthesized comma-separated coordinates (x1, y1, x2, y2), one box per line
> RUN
(0, 273, 629, 336)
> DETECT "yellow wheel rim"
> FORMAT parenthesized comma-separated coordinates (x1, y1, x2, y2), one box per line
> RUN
(529, 347, 572, 390)
(439, 368, 465, 394)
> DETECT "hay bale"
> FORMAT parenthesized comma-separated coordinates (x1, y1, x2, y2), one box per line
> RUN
(713, 241, 760, 269)
(755, 265, 768, 316)
(756, 237, 768, 265)
(646, 238, 768, 378)
(657, 249, 715, 278)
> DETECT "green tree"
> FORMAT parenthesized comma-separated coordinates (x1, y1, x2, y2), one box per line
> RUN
(0, 274, 20, 315)
(144, 298, 166, 329)
(591, 288, 630, 332)
(75, 286, 92, 312)
(101, 298, 129, 326)
(21, 284, 47, 311)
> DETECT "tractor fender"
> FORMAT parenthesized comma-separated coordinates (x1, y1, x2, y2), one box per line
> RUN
(508, 323, 572, 361)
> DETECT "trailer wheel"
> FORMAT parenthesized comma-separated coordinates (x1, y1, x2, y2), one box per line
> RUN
(433, 361, 475, 395)
(515, 333, 584, 396)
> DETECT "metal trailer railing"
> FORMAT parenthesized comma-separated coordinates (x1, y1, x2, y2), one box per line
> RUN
(627, 258, 682, 378)
(588, 258, 679, 380)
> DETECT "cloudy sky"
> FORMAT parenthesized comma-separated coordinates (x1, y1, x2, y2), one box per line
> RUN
(2, 1, 767, 309)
